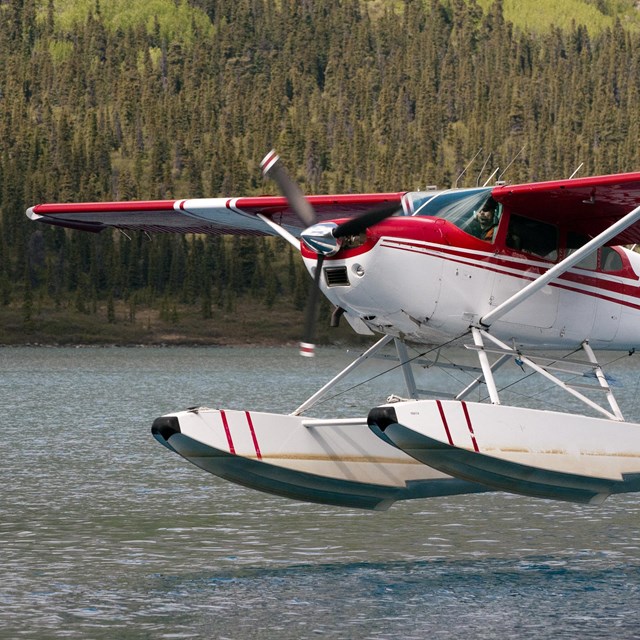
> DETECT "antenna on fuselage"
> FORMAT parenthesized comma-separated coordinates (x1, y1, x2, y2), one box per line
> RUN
(569, 162, 584, 179)
(454, 148, 483, 188)
(497, 144, 526, 182)
(482, 167, 500, 187)
(475, 153, 492, 187)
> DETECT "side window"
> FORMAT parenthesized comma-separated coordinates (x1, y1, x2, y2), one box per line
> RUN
(506, 214, 558, 261)
(565, 235, 623, 272)
(601, 246, 623, 272)
(566, 232, 597, 270)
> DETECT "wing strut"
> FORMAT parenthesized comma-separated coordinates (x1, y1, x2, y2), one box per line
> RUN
(480, 204, 640, 327)
(256, 213, 300, 249)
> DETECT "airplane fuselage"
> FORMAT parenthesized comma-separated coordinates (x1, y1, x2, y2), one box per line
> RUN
(309, 210, 640, 351)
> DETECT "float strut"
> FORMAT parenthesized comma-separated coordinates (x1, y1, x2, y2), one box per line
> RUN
(471, 327, 501, 404)
(292, 335, 394, 415)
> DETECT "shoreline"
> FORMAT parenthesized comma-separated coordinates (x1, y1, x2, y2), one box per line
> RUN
(0, 341, 304, 348)
(0, 301, 367, 349)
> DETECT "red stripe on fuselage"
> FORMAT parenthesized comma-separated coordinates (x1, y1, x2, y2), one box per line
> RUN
(378, 239, 640, 311)
(220, 410, 236, 455)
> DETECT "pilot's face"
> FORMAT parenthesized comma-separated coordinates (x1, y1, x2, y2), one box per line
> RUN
(477, 208, 494, 226)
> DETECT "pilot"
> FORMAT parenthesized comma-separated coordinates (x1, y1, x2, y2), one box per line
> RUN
(469, 198, 499, 241)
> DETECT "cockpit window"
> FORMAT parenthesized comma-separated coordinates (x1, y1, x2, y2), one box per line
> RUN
(463, 196, 501, 242)
(411, 188, 501, 242)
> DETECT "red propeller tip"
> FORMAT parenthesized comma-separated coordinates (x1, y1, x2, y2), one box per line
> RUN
(260, 150, 280, 176)
(299, 342, 316, 358)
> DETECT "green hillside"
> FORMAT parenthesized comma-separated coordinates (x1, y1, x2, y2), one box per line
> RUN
(34, 0, 640, 39)
(40, 0, 214, 42)
(364, 0, 640, 32)
(475, 0, 640, 32)
(0, 0, 639, 345)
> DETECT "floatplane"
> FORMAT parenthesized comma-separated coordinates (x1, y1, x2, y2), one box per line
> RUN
(27, 153, 640, 509)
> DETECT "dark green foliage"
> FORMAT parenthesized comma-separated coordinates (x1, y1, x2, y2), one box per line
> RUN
(1, 0, 639, 342)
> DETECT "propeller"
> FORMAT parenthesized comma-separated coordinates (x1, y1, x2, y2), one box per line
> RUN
(261, 150, 399, 356)
(260, 150, 316, 227)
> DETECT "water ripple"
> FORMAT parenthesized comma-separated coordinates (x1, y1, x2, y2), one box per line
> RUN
(2, 347, 640, 639)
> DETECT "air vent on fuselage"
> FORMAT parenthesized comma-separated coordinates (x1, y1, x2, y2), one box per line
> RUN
(324, 266, 350, 287)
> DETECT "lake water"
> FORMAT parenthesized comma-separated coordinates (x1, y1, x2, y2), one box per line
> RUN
(2, 345, 640, 639)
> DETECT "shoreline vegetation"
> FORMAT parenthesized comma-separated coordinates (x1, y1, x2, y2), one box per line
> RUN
(0, 297, 369, 347)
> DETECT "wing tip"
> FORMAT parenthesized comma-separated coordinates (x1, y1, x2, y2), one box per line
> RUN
(26, 206, 42, 222)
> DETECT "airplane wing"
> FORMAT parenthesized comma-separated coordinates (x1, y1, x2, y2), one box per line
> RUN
(492, 171, 640, 245)
(26, 193, 406, 237)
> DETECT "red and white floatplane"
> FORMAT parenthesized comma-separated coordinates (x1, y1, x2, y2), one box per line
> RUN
(27, 153, 640, 509)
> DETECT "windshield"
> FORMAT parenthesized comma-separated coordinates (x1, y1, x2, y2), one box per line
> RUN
(409, 188, 501, 241)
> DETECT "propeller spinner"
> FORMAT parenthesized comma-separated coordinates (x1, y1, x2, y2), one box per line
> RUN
(261, 150, 399, 356)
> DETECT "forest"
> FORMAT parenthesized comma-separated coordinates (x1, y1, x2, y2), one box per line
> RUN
(0, 0, 639, 344)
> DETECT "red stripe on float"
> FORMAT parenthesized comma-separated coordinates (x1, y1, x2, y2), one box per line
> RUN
(245, 411, 262, 460)
(461, 401, 480, 452)
(220, 410, 236, 454)
(436, 400, 454, 446)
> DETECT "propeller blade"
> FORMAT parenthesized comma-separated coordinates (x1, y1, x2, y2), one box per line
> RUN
(332, 202, 400, 238)
(260, 149, 322, 357)
(260, 150, 317, 227)
(260, 151, 397, 357)
(299, 254, 325, 358)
